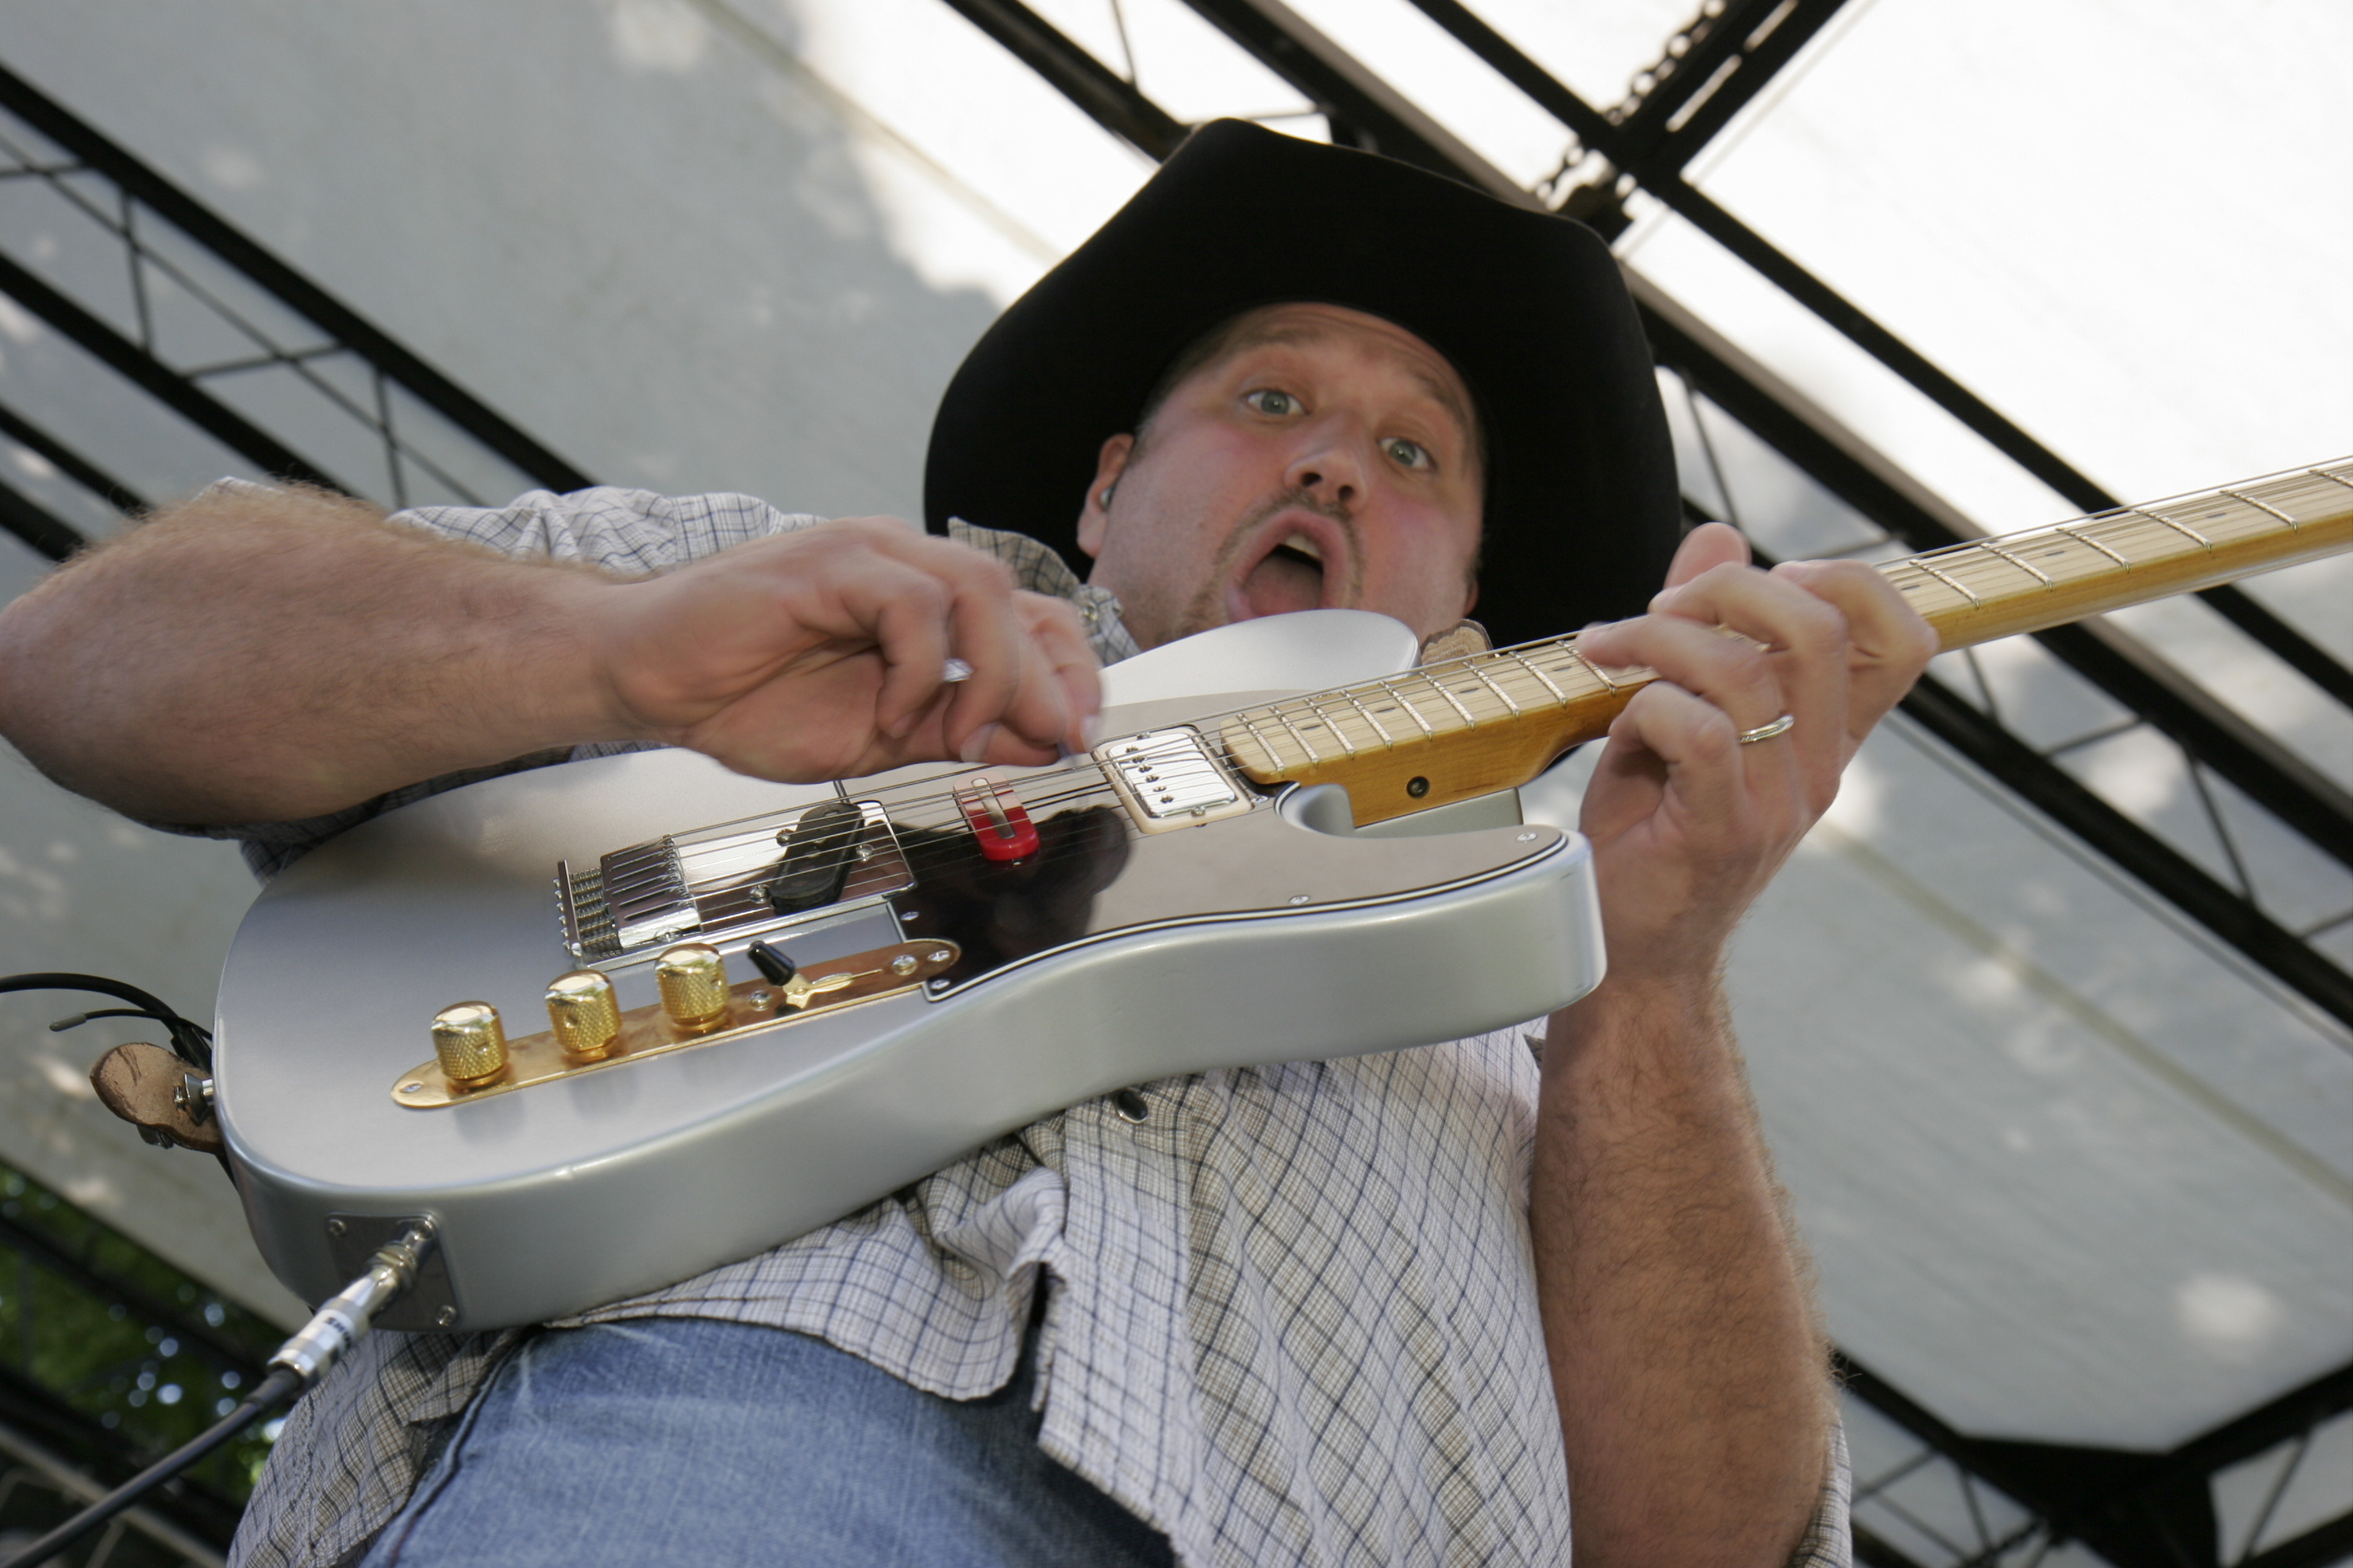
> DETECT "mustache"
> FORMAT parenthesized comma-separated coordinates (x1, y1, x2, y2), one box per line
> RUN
(1214, 487, 1357, 571)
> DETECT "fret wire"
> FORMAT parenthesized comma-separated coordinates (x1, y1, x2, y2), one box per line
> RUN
(1269, 704, 1323, 765)
(1902, 536, 1985, 571)
(1926, 550, 2061, 588)
(2220, 488, 2299, 529)
(1565, 646, 1621, 693)
(1253, 711, 1308, 769)
(1425, 672, 1477, 727)
(1337, 687, 1395, 747)
(2055, 524, 2132, 568)
(1975, 539, 2055, 586)
(1421, 677, 1477, 724)
(1373, 675, 1437, 737)
(1308, 696, 1365, 756)
(2310, 466, 2353, 493)
(1235, 713, 1285, 771)
(1511, 649, 1569, 705)
(2129, 506, 2213, 552)
(1318, 691, 1374, 752)
(1908, 537, 2063, 583)
(1461, 657, 1523, 717)
(1303, 693, 1361, 757)
(1908, 555, 1982, 607)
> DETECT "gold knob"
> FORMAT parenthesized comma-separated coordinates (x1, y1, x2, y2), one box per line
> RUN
(431, 1002, 509, 1089)
(546, 970, 621, 1060)
(655, 943, 729, 1034)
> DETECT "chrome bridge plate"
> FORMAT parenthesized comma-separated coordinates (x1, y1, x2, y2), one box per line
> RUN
(1094, 727, 1257, 834)
(389, 939, 959, 1108)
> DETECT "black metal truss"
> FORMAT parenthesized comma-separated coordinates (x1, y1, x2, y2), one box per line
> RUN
(1841, 1350, 2353, 1568)
(941, 0, 1188, 159)
(1396, 0, 2353, 711)
(937, 0, 2352, 1029)
(0, 58, 593, 563)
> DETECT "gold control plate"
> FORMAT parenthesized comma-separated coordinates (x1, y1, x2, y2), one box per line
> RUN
(389, 940, 959, 1108)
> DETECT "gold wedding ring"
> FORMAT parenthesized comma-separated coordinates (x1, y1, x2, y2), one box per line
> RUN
(1737, 713, 1796, 745)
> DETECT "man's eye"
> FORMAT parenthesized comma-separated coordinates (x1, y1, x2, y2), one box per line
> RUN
(1385, 438, 1432, 470)
(1245, 389, 1298, 416)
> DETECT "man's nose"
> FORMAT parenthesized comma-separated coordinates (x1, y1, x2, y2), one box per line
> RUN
(1285, 423, 1366, 509)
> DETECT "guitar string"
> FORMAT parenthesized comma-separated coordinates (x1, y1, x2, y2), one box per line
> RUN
(838, 472, 2336, 799)
(661, 469, 2347, 890)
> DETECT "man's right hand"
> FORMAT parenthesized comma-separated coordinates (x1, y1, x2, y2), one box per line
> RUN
(0, 487, 1101, 827)
(594, 517, 1100, 781)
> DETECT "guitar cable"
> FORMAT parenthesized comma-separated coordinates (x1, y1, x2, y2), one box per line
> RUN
(0, 1221, 438, 1568)
(4, 971, 214, 1070)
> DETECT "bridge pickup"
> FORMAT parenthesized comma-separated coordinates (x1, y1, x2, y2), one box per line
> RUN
(767, 798, 871, 912)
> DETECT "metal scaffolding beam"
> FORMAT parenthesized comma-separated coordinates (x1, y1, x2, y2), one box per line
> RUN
(1398, 0, 2353, 711)
(0, 58, 594, 563)
(940, 8, 2353, 1557)
(0, 59, 591, 497)
(1633, 280, 2353, 873)
(1842, 1350, 2353, 1568)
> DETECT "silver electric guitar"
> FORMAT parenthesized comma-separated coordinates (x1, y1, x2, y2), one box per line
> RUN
(216, 462, 2352, 1330)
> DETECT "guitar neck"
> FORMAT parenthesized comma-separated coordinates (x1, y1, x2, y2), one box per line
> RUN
(1218, 459, 2353, 826)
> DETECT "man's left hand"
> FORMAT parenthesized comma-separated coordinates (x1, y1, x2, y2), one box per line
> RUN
(1572, 522, 1938, 986)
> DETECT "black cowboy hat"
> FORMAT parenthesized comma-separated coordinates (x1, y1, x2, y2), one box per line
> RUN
(923, 119, 1680, 649)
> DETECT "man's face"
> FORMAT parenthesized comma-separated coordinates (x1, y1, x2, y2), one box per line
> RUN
(1074, 303, 1483, 651)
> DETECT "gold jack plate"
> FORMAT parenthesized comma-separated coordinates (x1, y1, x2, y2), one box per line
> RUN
(389, 940, 959, 1108)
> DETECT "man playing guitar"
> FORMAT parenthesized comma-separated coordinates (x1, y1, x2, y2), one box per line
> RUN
(0, 123, 1934, 1567)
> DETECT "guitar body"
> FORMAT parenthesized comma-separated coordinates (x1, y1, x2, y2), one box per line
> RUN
(217, 612, 1606, 1330)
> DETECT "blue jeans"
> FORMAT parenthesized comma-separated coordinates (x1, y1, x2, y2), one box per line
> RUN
(358, 1316, 1175, 1567)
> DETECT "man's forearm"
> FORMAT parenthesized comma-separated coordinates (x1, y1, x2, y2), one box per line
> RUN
(0, 486, 623, 825)
(1533, 975, 1829, 1567)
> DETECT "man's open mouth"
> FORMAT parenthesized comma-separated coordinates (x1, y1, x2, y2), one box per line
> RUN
(1233, 529, 1332, 620)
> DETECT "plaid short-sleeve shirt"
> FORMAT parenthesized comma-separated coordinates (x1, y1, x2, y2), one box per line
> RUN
(225, 488, 1850, 1568)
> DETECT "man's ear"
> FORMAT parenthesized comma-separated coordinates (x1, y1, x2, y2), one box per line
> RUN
(1076, 432, 1135, 560)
